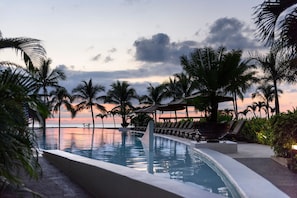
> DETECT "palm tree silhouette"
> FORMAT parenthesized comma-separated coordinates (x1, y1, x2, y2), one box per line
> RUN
(254, 1, 297, 49)
(181, 47, 234, 122)
(35, 58, 66, 135)
(139, 83, 166, 120)
(96, 113, 107, 128)
(247, 103, 258, 118)
(224, 50, 258, 120)
(50, 87, 73, 149)
(105, 81, 137, 127)
(251, 47, 295, 115)
(72, 79, 106, 130)
(0, 31, 46, 70)
(252, 83, 282, 118)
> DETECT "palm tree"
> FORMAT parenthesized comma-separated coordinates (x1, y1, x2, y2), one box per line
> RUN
(224, 50, 258, 120)
(254, 101, 266, 118)
(238, 109, 249, 119)
(253, 1, 297, 49)
(108, 109, 118, 128)
(139, 83, 167, 120)
(0, 67, 48, 187)
(72, 79, 106, 130)
(34, 58, 66, 135)
(247, 103, 258, 118)
(0, 32, 46, 70)
(50, 87, 73, 149)
(105, 81, 137, 127)
(180, 47, 234, 122)
(251, 47, 296, 114)
(96, 113, 107, 128)
(0, 33, 46, 191)
(252, 84, 282, 118)
(173, 72, 195, 117)
(163, 77, 181, 100)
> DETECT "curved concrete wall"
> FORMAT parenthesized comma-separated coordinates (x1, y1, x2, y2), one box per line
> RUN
(43, 150, 221, 198)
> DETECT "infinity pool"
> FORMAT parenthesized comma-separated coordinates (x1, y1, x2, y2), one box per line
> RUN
(37, 128, 238, 197)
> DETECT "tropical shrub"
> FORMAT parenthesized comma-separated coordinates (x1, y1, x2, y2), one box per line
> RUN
(0, 68, 46, 193)
(270, 109, 297, 158)
(238, 118, 272, 145)
(130, 113, 153, 127)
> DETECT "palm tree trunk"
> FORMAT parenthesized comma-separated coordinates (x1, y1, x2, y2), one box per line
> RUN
(266, 101, 270, 119)
(91, 105, 95, 129)
(273, 79, 280, 114)
(101, 119, 104, 128)
(58, 106, 61, 150)
(233, 93, 239, 120)
(185, 106, 189, 118)
(113, 115, 116, 128)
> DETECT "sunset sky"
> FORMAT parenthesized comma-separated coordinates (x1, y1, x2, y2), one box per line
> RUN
(2, 0, 297, 126)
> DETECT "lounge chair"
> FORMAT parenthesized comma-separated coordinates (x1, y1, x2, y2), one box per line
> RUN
(219, 120, 246, 140)
(194, 121, 233, 142)
(180, 122, 196, 139)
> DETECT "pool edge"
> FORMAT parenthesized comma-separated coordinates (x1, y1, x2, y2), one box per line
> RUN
(43, 150, 221, 198)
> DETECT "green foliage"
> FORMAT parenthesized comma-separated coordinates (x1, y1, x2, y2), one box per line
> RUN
(130, 113, 153, 127)
(0, 68, 42, 190)
(180, 117, 194, 123)
(238, 118, 272, 145)
(217, 114, 233, 123)
(270, 109, 297, 157)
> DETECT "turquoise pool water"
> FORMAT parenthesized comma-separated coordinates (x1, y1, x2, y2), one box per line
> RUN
(37, 128, 237, 197)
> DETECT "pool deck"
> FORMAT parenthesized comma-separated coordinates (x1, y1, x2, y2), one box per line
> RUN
(3, 142, 297, 197)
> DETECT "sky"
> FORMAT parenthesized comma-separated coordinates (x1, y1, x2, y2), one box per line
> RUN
(1, 0, 297, 124)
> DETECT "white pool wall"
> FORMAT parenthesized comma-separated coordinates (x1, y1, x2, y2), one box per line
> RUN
(43, 150, 221, 198)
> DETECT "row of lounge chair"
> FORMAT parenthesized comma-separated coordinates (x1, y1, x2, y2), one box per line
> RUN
(154, 121, 197, 139)
(133, 120, 246, 142)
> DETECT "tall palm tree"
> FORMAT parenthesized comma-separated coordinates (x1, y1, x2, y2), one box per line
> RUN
(252, 47, 296, 114)
(180, 47, 233, 122)
(254, 1, 297, 49)
(34, 58, 66, 134)
(105, 81, 137, 127)
(224, 50, 258, 120)
(35, 59, 66, 101)
(50, 87, 73, 149)
(72, 79, 106, 130)
(0, 32, 46, 70)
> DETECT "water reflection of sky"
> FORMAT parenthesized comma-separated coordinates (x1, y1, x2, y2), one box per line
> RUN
(36, 128, 233, 197)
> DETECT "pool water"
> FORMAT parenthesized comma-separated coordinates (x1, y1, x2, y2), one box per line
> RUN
(36, 128, 235, 197)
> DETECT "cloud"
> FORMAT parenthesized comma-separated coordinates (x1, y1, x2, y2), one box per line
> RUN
(203, 17, 263, 50)
(133, 33, 197, 63)
(58, 17, 268, 102)
(108, 48, 117, 53)
(91, 53, 101, 61)
(104, 55, 113, 63)
(134, 33, 170, 62)
(56, 62, 183, 96)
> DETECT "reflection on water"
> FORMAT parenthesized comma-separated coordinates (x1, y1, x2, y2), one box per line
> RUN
(36, 128, 233, 197)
